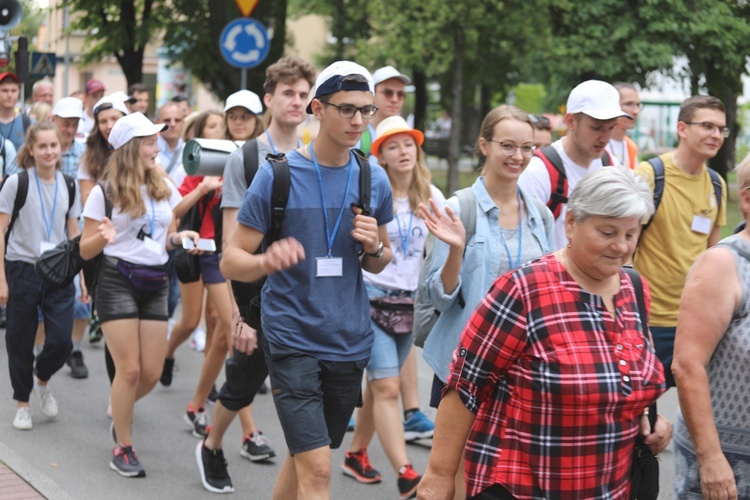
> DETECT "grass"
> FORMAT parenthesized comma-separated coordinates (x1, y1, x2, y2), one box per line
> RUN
(428, 167, 743, 238)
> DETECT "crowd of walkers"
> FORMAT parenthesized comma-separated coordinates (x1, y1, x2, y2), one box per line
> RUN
(2, 53, 748, 500)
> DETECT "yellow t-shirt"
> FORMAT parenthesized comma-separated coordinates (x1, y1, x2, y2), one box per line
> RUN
(633, 153, 726, 327)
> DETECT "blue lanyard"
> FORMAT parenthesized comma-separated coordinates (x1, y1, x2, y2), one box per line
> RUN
(147, 198, 156, 236)
(498, 190, 523, 269)
(310, 141, 353, 257)
(394, 209, 413, 258)
(34, 169, 58, 242)
(265, 131, 302, 155)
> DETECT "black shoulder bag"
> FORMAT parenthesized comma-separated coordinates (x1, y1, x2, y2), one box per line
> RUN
(623, 267, 659, 500)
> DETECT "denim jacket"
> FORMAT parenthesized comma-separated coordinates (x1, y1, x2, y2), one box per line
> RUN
(423, 177, 555, 382)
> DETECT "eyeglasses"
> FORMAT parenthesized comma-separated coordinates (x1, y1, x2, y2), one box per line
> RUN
(321, 101, 378, 119)
(621, 101, 644, 111)
(488, 140, 535, 157)
(684, 121, 730, 138)
(378, 89, 406, 100)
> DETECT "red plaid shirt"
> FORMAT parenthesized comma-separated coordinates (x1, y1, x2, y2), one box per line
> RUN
(446, 254, 665, 499)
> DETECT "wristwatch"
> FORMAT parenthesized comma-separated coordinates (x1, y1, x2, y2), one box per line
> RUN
(366, 241, 384, 258)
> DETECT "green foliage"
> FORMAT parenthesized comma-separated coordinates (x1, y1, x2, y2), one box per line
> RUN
(511, 83, 546, 114)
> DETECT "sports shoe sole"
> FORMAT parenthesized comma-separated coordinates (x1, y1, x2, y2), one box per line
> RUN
(239, 447, 275, 462)
(341, 463, 382, 484)
(404, 430, 434, 441)
(109, 460, 146, 478)
(196, 441, 234, 494)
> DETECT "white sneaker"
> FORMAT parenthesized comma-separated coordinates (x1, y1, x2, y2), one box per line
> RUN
(36, 386, 58, 419)
(190, 327, 207, 352)
(13, 407, 32, 430)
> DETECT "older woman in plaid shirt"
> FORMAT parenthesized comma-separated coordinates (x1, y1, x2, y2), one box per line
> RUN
(419, 167, 672, 500)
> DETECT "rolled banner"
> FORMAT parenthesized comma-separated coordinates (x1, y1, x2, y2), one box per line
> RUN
(182, 139, 245, 176)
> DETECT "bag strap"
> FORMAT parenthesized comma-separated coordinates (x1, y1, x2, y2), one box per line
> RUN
(642, 156, 665, 234)
(63, 173, 76, 218)
(351, 148, 372, 217)
(623, 266, 657, 431)
(535, 145, 566, 219)
(266, 153, 291, 243)
(4, 170, 29, 246)
(21, 113, 30, 133)
(454, 187, 477, 309)
(242, 138, 260, 190)
(707, 167, 723, 214)
(165, 143, 183, 175)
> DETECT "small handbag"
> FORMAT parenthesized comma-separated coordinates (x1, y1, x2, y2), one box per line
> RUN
(114, 258, 168, 294)
(34, 235, 84, 289)
(369, 296, 415, 335)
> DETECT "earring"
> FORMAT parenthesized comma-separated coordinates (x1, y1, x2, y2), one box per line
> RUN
(567, 241, 572, 249)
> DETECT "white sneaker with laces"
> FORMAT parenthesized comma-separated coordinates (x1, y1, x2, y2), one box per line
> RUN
(13, 407, 32, 430)
(36, 386, 58, 419)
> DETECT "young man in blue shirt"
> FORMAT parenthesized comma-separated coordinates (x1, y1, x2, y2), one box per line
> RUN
(221, 60, 393, 499)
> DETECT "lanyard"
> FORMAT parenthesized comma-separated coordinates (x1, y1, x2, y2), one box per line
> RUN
(34, 169, 58, 242)
(498, 190, 523, 269)
(265, 131, 302, 155)
(310, 141, 353, 257)
(147, 198, 156, 236)
(394, 209, 413, 258)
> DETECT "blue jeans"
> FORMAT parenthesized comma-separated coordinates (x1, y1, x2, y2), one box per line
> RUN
(5, 260, 73, 402)
(365, 282, 414, 381)
(650, 325, 676, 388)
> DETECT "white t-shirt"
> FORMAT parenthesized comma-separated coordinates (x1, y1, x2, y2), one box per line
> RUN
(518, 138, 618, 249)
(364, 184, 445, 292)
(605, 138, 631, 169)
(82, 182, 182, 265)
(76, 111, 95, 144)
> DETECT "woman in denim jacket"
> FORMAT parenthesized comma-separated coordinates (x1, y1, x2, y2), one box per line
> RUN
(419, 105, 555, 406)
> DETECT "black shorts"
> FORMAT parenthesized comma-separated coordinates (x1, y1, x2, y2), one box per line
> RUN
(217, 326, 269, 411)
(96, 257, 169, 323)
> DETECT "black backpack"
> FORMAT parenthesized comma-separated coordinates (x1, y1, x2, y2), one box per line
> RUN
(231, 144, 372, 330)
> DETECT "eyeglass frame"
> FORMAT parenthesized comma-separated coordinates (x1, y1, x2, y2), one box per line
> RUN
(683, 121, 731, 138)
(488, 139, 535, 158)
(319, 100, 378, 119)
(620, 101, 644, 111)
(378, 88, 406, 100)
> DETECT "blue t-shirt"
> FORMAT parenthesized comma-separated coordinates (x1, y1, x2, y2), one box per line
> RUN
(0, 114, 27, 152)
(238, 149, 394, 362)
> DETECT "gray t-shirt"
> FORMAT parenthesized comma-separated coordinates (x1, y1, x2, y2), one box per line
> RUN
(220, 139, 274, 209)
(0, 168, 81, 264)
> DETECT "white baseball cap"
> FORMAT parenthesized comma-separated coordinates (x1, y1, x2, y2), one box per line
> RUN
(109, 91, 137, 105)
(108, 112, 167, 150)
(372, 66, 411, 87)
(566, 80, 632, 121)
(306, 61, 374, 114)
(94, 94, 130, 117)
(51, 97, 83, 119)
(224, 90, 263, 114)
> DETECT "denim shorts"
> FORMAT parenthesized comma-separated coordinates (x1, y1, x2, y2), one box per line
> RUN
(199, 252, 225, 285)
(262, 335, 367, 455)
(96, 257, 168, 323)
(365, 282, 414, 381)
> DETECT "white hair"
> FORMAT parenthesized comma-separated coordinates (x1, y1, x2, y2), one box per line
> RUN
(567, 166, 654, 223)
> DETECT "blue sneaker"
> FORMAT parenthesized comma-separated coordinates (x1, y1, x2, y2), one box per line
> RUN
(403, 410, 434, 441)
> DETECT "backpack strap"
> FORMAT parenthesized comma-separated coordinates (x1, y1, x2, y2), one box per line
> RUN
(534, 145, 566, 219)
(4, 170, 29, 246)
(642, 156, 666, 234)
(352, 148, 371, 217)
(707, 167, 723, 214)
(63, 174, 76, 218)
(0, 140, 6, 177)
(601, 149, 613, 166)
(266, 153, 291, 243)
(242, 139, 260, 189)
(21, 113, 30, 133)
(454, 187, 477, 309)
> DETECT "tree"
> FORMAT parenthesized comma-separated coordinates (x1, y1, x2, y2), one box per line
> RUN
(65, 0, 170, 86)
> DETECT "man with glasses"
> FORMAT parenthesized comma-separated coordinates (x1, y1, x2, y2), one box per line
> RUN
(358, 66, 410, 161)
(519, 80, 629, 248)
(220, 60, 394, 499)
(633, 95, 727, 388)
(605, 82, 642, 169)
